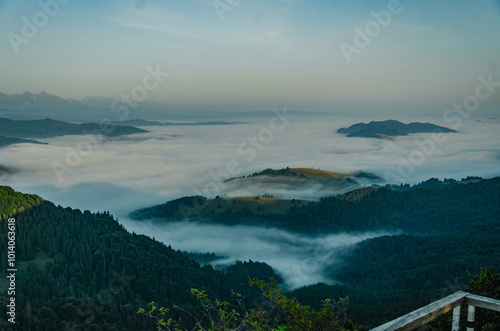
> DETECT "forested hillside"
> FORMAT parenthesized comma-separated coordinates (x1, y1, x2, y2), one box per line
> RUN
(129, 177, 500, 326)
(288, 218, 500, 326)
(2, 180, 500, 329)
(0, 188, 278, 330)
(131, 177, 500, 234)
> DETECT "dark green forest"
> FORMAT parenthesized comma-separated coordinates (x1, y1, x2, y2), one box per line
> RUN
(0, 188, 280, 330)
(131, 176, 500, 235)
(1, 178, 500, 329)
(130, 176, 500, 326)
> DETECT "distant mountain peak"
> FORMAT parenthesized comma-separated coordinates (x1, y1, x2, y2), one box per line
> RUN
(0, 91, 86, 110)
(0, 91, 170, 110)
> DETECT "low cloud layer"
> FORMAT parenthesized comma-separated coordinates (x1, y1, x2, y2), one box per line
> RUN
(1, 113, 499, 287)
(222, 174, 381, 199)
(119, 218, 395, 289)
(3, 114, 499, 208)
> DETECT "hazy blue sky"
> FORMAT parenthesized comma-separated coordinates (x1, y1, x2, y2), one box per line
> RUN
(1, 0, 499, 113)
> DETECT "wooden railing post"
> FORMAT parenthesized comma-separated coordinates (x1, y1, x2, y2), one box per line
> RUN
(466, 305, 475, 331)
(452, 306, 461, 331)
(370, 291, 500, 331)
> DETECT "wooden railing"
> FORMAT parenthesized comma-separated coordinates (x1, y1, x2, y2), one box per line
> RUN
(370, 291, 500, 331)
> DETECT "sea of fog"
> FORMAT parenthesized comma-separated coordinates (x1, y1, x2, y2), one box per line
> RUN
(2, 112, 500, 287)
(118, 218, 397, 289)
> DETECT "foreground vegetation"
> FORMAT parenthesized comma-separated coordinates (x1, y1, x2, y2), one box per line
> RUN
(139, 278, 360, 331)
(139, 269, 500, 331)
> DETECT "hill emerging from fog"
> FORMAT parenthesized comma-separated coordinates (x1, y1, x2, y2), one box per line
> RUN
(338, 120, 456, 139)
(222, 167, 382, 198)
(0, 118, 147, 139)
(229, 167, 380, 182)
(130, 176, 500, 234)
(0, 135, 45, 147)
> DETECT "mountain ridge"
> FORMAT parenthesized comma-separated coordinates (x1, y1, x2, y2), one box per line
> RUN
(338, 119, 456, 138)
(0, 118, 148, 138)
(0, 91, 86, 110)
(0, 91, 169, 110)
(130, 175, 500, 234)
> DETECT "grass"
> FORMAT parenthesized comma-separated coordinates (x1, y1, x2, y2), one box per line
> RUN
(193, 167, 351, 217)
(290, 168, 348, 179)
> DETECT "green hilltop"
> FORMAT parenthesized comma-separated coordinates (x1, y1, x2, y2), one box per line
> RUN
(0, 186, 43, 220)
(229, 167, 380, 183)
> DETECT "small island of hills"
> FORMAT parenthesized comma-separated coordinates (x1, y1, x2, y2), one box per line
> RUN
(0, 118, 147, 139)
(0, 118, 149, 148)
(338, 119, 456, 139)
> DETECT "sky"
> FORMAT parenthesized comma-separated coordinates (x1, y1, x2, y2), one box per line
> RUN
(0, 0, 499, 113)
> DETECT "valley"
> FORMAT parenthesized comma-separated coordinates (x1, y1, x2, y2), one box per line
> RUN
(2, 172, 499, 328)
(0, 113, 499, 329)
(1, 1, 499, 328)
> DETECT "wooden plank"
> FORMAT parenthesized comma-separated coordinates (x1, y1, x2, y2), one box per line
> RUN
(466, 294, 500, 312)
(370, 291, 468, 331)
(466, 305, 476, 331)
(370, 292, 500, 331)
(452, 306, 461, 331)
